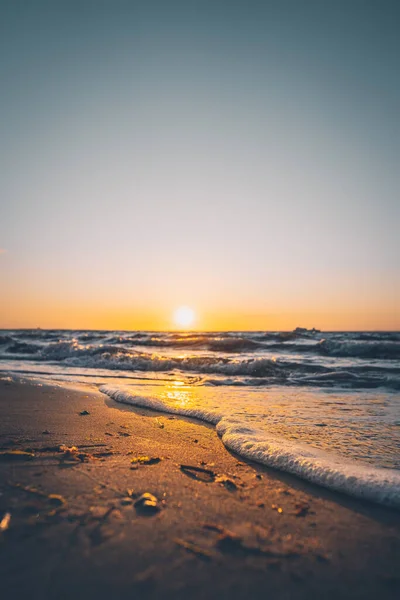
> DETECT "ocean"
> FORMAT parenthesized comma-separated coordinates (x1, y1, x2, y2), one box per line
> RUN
(1, 328, 399, 508)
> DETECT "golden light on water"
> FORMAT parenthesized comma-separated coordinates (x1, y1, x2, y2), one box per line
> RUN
(173, 306, 196, 329)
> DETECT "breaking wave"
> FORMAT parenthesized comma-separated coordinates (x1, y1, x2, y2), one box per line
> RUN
(318, 339, 400, 360)
(0, 332, 399, 390)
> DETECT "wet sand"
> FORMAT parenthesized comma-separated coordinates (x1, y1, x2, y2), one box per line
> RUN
(0, 377, 400, 600)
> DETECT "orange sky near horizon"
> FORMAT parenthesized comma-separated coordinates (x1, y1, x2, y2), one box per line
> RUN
(1, 292, 398, 332)
(1, 244, 398, 331)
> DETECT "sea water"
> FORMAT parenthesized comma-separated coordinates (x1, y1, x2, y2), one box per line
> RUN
(1, 329, 399, 507)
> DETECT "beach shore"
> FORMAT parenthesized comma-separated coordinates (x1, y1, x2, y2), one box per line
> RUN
(0, 376, 400, 599)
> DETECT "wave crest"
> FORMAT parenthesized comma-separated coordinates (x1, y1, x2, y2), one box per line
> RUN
(319, 339, 400, 360)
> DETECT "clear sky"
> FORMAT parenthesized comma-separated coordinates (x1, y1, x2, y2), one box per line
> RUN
(1, 0, 399, 330)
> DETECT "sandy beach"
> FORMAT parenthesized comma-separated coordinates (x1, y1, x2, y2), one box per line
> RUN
(2, 1, 399, 597)
(0, 376, 399, 600)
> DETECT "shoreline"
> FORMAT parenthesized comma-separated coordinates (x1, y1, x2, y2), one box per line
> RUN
(100, 384, 400, 509)
(1, 376, 400, 599)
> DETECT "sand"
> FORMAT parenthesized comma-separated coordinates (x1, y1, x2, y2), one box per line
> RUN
(0, 376, 400, 600)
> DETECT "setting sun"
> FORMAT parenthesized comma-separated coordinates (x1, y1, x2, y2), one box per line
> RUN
(173, 306, 196, 329)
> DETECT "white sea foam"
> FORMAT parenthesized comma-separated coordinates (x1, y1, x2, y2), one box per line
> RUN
(100, 385, 223, 424)
(218, 419, 400, 508)
(100, 384, 400, 509)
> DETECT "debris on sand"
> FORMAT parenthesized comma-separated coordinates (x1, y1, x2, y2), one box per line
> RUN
(215, 475, 238, 491)
(59, 445, 94, 463)
(48, 494, 66, 508)
(134, 493, 160, 515)
(131, 456, 161, 466)
(59, 445, 79, 456)
(59, 445, 82, 462)
(79, 410, 90, 416)
(0, 450, 35, 461)
(174, 538, 213, 561)
(0, 512, 11, 532)
(180, 465, 215, 482)
(180, 466, 239, 488)
(294, 502, 311, 517)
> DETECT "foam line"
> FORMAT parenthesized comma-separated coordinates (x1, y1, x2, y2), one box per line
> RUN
(100, 384, 400, 509)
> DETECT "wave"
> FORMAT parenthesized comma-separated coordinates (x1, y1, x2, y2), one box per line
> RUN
(319, 339, 400, 360)
(348, 332, 400, 342)
(6, 335, 400, 361)
(0, 335, 13, 346)
(2, 329, 400, 360)
(76, 332, 107, 342)
(100, 385, 400, 509)
(1, 337, 399, 389)
(105, 334, 264, 352)
(206, 337, 262, 352)
(3, 339, 281, 376)
(11, 330, 65, 341)
(7, 341, 42, 354)
(71, 351, 284, 379)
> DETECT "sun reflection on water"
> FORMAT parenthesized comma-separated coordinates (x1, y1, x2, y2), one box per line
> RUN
(163, 380, 195, 408)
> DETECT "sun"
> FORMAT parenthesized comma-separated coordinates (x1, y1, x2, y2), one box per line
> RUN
(173, 306, 196, 329)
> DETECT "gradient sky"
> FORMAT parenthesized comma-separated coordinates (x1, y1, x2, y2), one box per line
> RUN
(1, 0, 399, 330)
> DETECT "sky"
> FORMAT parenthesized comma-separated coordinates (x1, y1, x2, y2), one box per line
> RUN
(0, 0, 399, 331)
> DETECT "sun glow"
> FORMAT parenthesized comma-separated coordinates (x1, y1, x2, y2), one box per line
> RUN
(173, 306, 196, 329)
